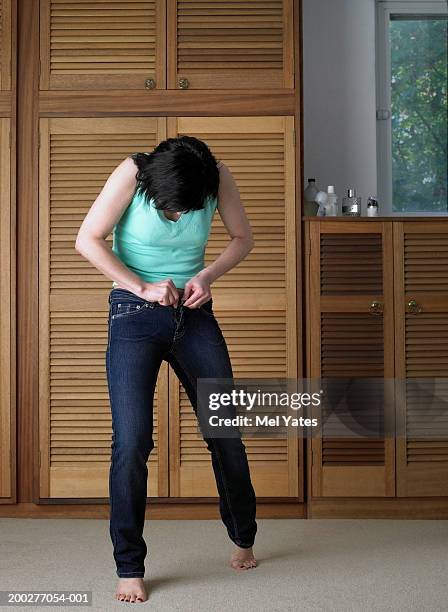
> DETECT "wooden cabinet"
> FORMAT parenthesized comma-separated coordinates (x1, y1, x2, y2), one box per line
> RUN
(0, 0, 13, 502)
(38, 117, 169, 498)
(38, 116, 300, 500)
(0, 0, 12, 91)
(0, 118, 13, 501)
(39, 0, 294, 91)
(305, 219, 448, 499)
(169, 116, 300, 498)
(167, 0, 294, 90)
(305, 220, 395, 498)
(39, 0, 167, 90)
(394, 222, 448, 496)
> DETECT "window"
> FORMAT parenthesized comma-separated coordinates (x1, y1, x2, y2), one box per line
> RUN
(376, 1, 447, 214)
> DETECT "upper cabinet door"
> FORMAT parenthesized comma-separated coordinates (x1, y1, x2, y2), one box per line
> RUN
(39, 0, 166, 90)
(0, 0, 12, 90)
(167, 0, 294, 90)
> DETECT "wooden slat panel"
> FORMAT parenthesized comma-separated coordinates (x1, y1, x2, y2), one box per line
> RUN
(321, 313, 384, 378)
(48, 119, 161, 292)
(168, 0, 294, 88)
(405, 317, 448, 463)
(0, 0, 12, 91)
(405, 234, 448, 292)
(0, 118, 12, 498)
(320, 233, 383, 295)
(321, 312, 385, 467)
(308, 222, 395, 498)
(173, 311, 295, 497)
(41, 0, 165, 90)
(39, 117, 169, 498)
(203, 131, 286, 290)
(169, 116, 300, 498)
(395, 222, 448, 496)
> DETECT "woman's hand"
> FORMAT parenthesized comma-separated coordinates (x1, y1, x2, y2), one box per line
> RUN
(181, 271, 212, 308)
(139, 279, 180, 306)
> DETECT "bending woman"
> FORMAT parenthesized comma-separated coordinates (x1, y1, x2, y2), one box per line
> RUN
(75, 136, 258, 604)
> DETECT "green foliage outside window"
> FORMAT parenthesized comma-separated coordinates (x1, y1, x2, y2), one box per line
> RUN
(390, 16, 447, 212)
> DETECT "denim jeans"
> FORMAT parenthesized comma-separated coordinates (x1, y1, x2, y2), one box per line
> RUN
(106, 287, 257, 578)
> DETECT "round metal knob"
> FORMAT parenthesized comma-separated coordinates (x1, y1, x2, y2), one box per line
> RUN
(144, 78, 156, 89)
(369, 301, 383, 316)
(178, 77, 189, 89)
(407, 299, 422, 314)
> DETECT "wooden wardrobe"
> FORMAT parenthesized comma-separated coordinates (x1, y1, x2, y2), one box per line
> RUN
(2, 0, 303, 515)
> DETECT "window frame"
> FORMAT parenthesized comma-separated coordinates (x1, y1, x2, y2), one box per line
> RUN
(376, 0, 448, 216)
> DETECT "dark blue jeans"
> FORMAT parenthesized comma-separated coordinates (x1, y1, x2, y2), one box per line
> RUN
(106, 287, 257, 578)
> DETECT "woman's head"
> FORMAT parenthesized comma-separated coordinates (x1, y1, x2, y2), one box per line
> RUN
(131, 136, 220, 213)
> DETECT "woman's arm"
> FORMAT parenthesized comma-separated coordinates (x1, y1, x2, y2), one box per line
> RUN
(75, 157, 179, 304)
(182, 162, 254, 308)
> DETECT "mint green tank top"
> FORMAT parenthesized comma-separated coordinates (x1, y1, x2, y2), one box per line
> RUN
(111, 191, 218, 289)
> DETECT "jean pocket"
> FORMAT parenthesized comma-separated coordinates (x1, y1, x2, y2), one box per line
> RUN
(111, 300, 153, 320)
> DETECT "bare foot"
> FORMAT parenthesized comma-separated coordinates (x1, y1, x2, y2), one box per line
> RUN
(115, 577, 147, 603)
(229, 545, 258, 571)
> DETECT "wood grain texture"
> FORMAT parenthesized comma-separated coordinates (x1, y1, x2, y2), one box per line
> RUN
(12, 0, 304, 515)
(0, 0, 12, 91)
(40, 0, 166, 90)
(37, 117, 169, 498)
(395, 222, 448, 496)
(167, 115, 300, 499)
(167, 0, 294, 89)
(18, 0, 39, 505)
(0, 118, 13, 501)
(307, 221, 395, 498)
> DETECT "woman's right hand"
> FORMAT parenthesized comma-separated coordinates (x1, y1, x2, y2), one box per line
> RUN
(140, 279, 180, 307)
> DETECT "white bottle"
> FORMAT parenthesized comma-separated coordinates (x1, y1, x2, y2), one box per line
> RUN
(324, 185, 338, 216)
(304, 178, 320, 216)
(315, 191, 328, 216)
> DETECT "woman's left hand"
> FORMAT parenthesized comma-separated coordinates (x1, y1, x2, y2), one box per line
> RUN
(181, 272, 212, 308)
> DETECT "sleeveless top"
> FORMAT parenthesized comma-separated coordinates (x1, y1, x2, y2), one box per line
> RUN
(111, 189, 218, 289)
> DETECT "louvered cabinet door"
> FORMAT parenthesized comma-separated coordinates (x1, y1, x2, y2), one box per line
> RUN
(0, 0, 12, 90)
(167, 0, 294, 89)
(38, 117, 169, 498)
(0, 118, 13, 500)
(40, 0, 166, 90)
(307, 221, 395, 497)
(395, 222, 448, 496)
(168, 116, 300, 498)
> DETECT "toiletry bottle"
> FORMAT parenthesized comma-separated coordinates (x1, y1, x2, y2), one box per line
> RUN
(367, 196, 379, 217)
(342, 188, 361, 216)
(324, 185, 338, 216)
(304, 178, 320, 216)
(315, 191, 328, 216)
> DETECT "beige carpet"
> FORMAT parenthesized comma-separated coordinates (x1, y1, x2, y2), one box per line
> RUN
(1, 518, 447, 611)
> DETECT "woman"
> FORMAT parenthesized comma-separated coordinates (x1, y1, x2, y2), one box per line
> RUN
(75, 136, 258, 603)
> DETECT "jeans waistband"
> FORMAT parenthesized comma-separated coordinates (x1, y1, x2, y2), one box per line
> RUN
(109, 288, 153, 305)
(108, 287, 187, 309)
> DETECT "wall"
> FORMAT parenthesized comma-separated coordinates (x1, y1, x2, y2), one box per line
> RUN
(302, 0, 378, 212)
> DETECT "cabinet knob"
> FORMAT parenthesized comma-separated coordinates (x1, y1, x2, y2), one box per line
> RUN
(369, 301, 383, 316)
(144, 78, 156, 89)
(407, 298, 422, 314)
(178, 77, 189, 89)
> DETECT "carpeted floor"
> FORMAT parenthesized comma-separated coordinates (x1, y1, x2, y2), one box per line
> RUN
(1, 518, 447, 611)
